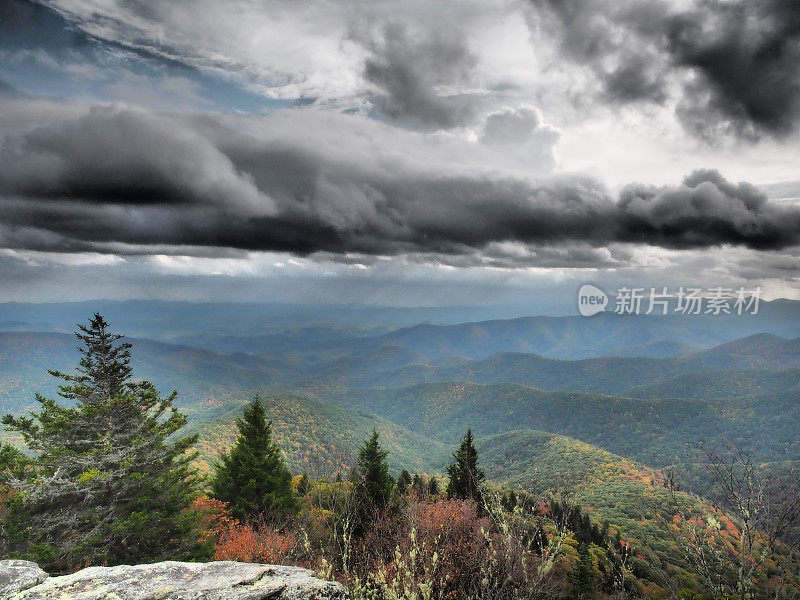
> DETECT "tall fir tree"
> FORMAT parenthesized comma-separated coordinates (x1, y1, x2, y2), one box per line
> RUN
(503, 489, 518, 512)
(210, 396, 298, 521)
(411, 473, 425, 499)
(1, 314, 201, 572)
(351, 429, 394, 527)
(446, 428, 485, 505)
(427, 476, 440, 498)
(570, 543, 597, 600)
(395, 469, 412, 497)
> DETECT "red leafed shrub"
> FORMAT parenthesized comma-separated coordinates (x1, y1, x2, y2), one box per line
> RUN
(409, 499, 491, 584)
(413, 498, 489, 543)
(352, 499, 545, 599)
(193, 496, 233, 543)
(214, 521, 296, 563)
(191, 496, 296, 564)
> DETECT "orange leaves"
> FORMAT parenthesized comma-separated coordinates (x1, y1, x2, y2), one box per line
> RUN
(413, 498, 489, 545)
(406, 499, 493, 586)
(192, 495, 296, 564)
(214, 522, 296, 563)
(192, 496, 233, 543)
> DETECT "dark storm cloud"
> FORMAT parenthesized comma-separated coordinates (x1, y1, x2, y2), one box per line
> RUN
(667, 0, 800, 139)
(1, 104, 799, 264)
(617, 170, 800, 249)
(0, 107, 265, 209)
(530, 0, 672, 102)
(359, 22, 478, 129)
(530, 0, 800, 139)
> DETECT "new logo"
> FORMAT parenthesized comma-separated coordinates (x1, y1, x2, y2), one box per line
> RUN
(577, 284, 608, 317)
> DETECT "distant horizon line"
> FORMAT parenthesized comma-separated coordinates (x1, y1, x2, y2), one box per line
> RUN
(0, 296, 797, 308)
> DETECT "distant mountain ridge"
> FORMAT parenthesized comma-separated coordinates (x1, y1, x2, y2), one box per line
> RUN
(2, 298, 800, 360)
(0, 331, 304, 417)
(1, 329, 799, 419)
(309, 378, 800, 501)
(366, 306, 800, 359)
(299, 333, 800, 394)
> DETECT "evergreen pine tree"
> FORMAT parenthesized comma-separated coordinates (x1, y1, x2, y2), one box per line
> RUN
(0, 444, 28, 480)
(428, 476, 440, 498)
(411, 473, 425, 499)
(352, 429, 394, 526)
(601, 521, 609, 540)
(570, 543, 596, 600)
(395, 469, 412, 496)
(210, 396, 298, 522)
(577, 512, 593, 545)
(503, 489, 518, 511)
(1, 314, 201, 572)
(446, 428, 485, 505)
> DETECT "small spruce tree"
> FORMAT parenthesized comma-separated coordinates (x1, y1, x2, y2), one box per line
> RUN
(446, 428, 485, 505)
(0, 314, 201, 572)
(411, 473, 425, 499)
(395, 469, 412, 496)
(428, 476, 440, 498)
(504, 489, 518, 511)
(210, 396, 298, 522)
(570, 543, 596, 600)
(352, 428, 394, 527)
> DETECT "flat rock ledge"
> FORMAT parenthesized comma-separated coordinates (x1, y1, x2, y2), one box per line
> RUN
(0, 559, 348, 600)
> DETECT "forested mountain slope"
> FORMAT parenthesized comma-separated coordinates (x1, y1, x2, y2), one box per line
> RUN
(1, 327, 799, 420)
(316, 381, 800, 475)
(301, 333, 800, 394)
(190, 392, 451, 476)
(1, 328, 798, 503)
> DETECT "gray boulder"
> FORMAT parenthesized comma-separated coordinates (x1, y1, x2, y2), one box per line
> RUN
(0, 561, 48, 597)
(0, 560, 347, 600)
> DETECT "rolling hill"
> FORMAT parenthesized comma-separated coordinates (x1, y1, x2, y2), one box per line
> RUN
(624, 365, 800, 399)
(298, 333, 800, 394)
(313, 381, 800, 484)
(476, 429, 742, 592)
(0, 331, 306, 418)
(190, 392, 451, 477)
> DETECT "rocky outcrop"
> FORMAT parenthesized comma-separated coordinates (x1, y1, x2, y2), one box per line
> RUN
(0, 560, 348, 600)
(0, 561, 48, 597)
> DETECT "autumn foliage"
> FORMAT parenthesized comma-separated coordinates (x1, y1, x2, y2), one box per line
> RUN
(193, 496, 295, 564)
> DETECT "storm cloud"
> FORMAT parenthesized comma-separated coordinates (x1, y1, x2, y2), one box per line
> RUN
(359, 22, 478, 129)
(24, 0, 800, 141)
(1, 99, 799, 265)
(529, 0, 800, 139)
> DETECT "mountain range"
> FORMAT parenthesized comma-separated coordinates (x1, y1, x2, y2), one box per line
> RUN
(1, 300, 799, 553)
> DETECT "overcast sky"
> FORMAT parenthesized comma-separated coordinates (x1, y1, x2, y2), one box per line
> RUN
(1, 0, 799, 307)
